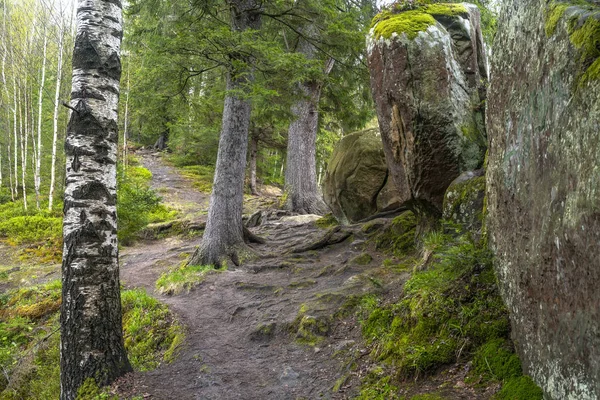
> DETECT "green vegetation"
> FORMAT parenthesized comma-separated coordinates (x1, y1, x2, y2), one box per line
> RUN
(177, 164, 215, 194)
(0, 200, 63, 263)
(0, 281, 182, 399)
(118, 162, 178, 245)
(156, 263, 222, 295)
(371, 4, 469, 40)
(357, 228, 542, 396)
(367, 211, 417, 257)
(315, 213, 339, 229)
(544, 1, 600, 84)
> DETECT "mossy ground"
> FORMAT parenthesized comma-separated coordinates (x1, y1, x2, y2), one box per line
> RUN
(155, 263, 223, 295)
(366, 211, 417, 257)
(356, 227, 542, 398)
(0, 281, 183, 399)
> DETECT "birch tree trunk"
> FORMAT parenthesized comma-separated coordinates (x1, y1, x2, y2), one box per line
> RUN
(49, 21, 65, 211)
(12, 73, 18, 199)
(60, 0, 131, 397)
(188, 0, 262, 268)
(284, 33, 332, 215)
(19, 86, 27, 210)
(35, 31, 48, 209)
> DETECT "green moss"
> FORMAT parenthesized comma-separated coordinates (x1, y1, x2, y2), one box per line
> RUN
(472, 339, 522, 381)
(121, 288, 185, 371)
(155, 263, 221, 295)
(494, 376, 543, 400)
(373, 10, 436, 40)
(356, 374, 399, 400)
(545, 2, 570, 36)
(315, 213, 339, 229)
(359, 233, 512, 378)
(410, 394, 445, 400)
(351, 252, 373, 265)
(369, 211, 417, 257)
(423, 4, 468, 17)
(294, 315, 329, 346)
(371, 3, 468, 40)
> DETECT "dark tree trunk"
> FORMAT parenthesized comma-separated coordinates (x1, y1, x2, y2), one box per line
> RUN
(60, 1, 131, 399)
(284, 26, 331, 215)
(249, 134, 258, 195)
(154, 130, 168, 150)
(188, 0, 262, 268)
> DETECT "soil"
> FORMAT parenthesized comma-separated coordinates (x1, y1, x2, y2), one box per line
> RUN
(115, 151, 496, 400)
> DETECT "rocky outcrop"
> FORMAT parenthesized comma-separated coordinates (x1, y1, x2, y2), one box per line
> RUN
(367, 3, 488, 219)
(322, 129, 400, 224)
(442, 169, 485, 233)
(487, 2, 600, 399)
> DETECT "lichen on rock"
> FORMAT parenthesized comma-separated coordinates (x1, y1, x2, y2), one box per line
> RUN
(487, 0, 600, 398)
(367, 2, 488, 234)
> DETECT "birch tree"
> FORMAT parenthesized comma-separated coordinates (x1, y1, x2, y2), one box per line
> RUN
(34, 29, 48, 209)
(60, 0, 131, 397)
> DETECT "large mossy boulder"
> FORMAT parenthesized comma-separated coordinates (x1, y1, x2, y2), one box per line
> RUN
(367, 3, 488, 221)
(487, 2, 600, 398)
(322, 128, 400, 224)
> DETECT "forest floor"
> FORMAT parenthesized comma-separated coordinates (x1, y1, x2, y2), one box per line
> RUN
(112, 150, 494, 400)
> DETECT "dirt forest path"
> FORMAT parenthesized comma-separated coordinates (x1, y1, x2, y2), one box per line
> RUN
(119, 151, 410, 400)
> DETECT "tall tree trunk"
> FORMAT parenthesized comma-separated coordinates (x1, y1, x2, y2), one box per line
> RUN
(188, 0, 262, 268)
(60, 0, 131, 398)
(35, 30, 48, 209)
(284, 32, 332, 215)
(19, 86, 27, 210)
(12, 72, 18, 199)
(248, 134, 258, 195)
(49, 20, 65, 211)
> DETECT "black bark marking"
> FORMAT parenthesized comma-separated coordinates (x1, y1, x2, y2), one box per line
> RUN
(72, 154, 81, 172)
(72, 181, 115, 205)
(72, 31, 103, 73)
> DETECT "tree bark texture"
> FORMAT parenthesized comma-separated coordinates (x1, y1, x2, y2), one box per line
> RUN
(60, 1, 131, 399)
(188, 0, 262, 268)
(284, 30, 330, 215)
(249, 134, 258, 195)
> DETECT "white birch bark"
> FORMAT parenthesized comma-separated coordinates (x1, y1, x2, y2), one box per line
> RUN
(49, 19, 65, 210)
(19, 86, 28, 210)
(35, 30, 48, 209)
(60, 0, 131, 397)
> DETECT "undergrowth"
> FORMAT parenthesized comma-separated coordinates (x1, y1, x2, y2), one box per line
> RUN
(156, 263, 223, 295)
(0, 281, 183, 399)
(357, 228, 542, 398)
(178, 165, 215, 193)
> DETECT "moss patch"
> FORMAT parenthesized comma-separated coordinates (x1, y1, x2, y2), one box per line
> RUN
(0, 282, 181, 398)
(494, 376, 543, 400)
(371, 3, 468, 40)
(156, 263, 222, 295)
(315, 213, 339, 229)
(368, 211, 417, 257)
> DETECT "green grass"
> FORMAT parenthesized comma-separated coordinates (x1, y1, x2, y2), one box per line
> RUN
(0, 282, 183, 399)
(179, 165, 215, 193)
(156, 263, 222, 295)
(357, 228, 542, 396)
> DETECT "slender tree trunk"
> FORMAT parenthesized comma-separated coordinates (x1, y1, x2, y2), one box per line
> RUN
(49, 21, 64, 211)
(19, 86, 27, 210)
(12, 72, 18, 199)
(188, 0, 262, 268)
(284, 31, 332, 215)
(122, 55, 130, 167)
(60, 0, 131, 398)
(249, 134, 258, 195)
(35, 30, 48, 209)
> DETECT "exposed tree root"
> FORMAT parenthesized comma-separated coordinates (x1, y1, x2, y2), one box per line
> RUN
(291, 226, 352, 253)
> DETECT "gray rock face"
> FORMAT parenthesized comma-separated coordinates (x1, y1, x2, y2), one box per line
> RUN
(367, 3, 488, 217)
(487, 2, 600, 399)
(322, 129, 400, 224)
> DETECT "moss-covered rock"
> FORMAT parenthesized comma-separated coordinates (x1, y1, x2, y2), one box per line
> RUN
(367, 3, 488, 228)
(442, 170, 485, 233)
(322, 128, 401, 224)
(488, 1, 600, 398)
